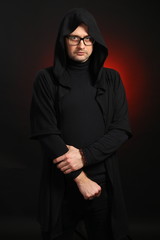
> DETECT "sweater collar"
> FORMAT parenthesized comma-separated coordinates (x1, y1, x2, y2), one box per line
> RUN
(67, 58, 90, 71)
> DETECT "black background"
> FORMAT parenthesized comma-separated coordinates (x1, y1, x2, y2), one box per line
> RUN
(1, 1, 160, 239)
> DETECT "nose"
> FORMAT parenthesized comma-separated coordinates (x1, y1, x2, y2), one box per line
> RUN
(77, 39, 85, 48)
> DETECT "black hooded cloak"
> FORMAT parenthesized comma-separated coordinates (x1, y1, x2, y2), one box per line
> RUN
(30, 8, 132, 240)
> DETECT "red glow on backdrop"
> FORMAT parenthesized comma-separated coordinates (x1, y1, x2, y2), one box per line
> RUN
(104, 36, 147, 122)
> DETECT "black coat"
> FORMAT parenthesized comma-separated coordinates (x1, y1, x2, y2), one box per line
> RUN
(30, 8, 133, 240)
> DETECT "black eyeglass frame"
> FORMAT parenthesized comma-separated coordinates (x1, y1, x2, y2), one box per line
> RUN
(66, 35, 95, 46)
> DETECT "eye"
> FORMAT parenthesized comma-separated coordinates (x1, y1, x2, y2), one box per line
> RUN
(85, 36, 91, 39)
(84, 36, 92, 42)
(69, 36, 79, 41)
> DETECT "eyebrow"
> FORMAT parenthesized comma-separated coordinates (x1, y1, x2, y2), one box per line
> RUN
(68, 34, 90, 37)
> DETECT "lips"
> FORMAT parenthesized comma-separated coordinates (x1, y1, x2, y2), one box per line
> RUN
(76, 52, 85, 55)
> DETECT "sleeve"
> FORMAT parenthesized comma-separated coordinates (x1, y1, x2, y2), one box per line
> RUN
(81, 70, 132, 166)
(30, 69, 82, 179)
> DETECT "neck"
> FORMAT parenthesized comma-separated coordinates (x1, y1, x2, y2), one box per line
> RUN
(67, 58, 90, 71)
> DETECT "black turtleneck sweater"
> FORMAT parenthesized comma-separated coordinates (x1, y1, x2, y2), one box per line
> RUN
(60, 59, 106, 181)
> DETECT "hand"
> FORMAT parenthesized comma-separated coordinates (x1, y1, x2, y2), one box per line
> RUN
(53, 145, 84, 174)
(74, 172, 102, 200)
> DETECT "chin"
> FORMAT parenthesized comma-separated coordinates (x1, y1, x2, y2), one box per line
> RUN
(74, 57, 89, 62)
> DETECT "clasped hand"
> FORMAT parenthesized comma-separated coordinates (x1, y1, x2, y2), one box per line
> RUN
(53, 145, 84, 174)
(53, 146, 102, 200)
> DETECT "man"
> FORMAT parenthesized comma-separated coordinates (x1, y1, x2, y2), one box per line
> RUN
(30, 8, 132, 240)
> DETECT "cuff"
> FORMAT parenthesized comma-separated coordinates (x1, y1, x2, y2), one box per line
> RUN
(80, 147, 94, 167)
(65, 169, 83, 180)
(79, 148, 87, 166)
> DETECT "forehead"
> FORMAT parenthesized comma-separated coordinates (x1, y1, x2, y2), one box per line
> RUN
(70, 23, 89, 36)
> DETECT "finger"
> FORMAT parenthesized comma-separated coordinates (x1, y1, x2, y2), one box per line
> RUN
(86, 194, 95, 200)
(53, 155, 65, 163)
(96, 189, 102, 197)
(64, 168, 72, 174)
(58, 163, 70, 171)
(96, 192, 101, 197)
(61, 166, 69, 172)
(88, 197, 94, 200)
(66, 145, 72, 149)
(84, 196, 89, 200)
(57, 161, 68, 169)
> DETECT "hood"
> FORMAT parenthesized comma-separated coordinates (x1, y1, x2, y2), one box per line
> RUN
(53, 8, 108, 86)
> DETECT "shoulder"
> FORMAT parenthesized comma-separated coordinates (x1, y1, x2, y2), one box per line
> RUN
(102, 67, 124, 89)
(34, 66, 57, 84)
(33, 66, 58, 92)
(103, 67, 121, 80)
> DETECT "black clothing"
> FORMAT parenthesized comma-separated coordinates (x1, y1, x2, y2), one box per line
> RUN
(62, 59, 107, 179)
(31, 57, 129, 182)
(42, 180, 113, 240)
(62, 59, 106, 148)
(63, 181, 112, 240)
(30, 8, 132, 240)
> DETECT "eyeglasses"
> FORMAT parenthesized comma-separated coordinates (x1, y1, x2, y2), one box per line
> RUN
(66, 35, 95, 46)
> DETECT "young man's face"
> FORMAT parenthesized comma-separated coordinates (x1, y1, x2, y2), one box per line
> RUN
(65, 24, 94, 62)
